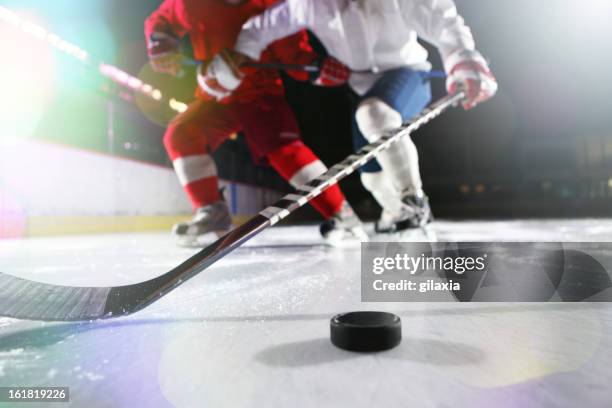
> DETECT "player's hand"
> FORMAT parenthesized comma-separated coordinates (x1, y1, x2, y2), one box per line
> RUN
(148, 32, 183, 76)
(313, 56, 350, 87)
(197, 49, 249, 100)
(446, 54, 497, 110)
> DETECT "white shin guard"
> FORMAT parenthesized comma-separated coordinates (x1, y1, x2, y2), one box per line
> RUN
(356, 98, 423, 195)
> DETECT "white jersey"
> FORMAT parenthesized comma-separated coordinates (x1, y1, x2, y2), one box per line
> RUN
(235, 0, 482, 94)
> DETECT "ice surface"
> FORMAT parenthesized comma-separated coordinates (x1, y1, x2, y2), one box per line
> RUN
(0, 220, 612, 407)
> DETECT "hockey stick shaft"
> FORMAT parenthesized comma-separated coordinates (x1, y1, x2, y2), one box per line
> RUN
(183, 57, 446, 77)
(243, 61, 321, 72)
(102, 92, 466, 316)
(181, 58, 320, 72)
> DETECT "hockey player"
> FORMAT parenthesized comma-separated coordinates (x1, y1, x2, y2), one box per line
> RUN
(145, 0, 367, 245)
(200, 0, 498, 233)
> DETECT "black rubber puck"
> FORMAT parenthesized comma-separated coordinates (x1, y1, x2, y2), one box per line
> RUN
(330, 311, 401, 352)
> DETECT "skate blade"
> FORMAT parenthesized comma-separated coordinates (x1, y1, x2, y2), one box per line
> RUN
(372, 224, 437, 243)
(323, 228, 369, 248)
(176, 230, 229, 248)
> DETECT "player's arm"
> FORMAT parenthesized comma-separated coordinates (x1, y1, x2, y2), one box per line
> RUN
(197, 0, 323, 100)
(268, 31, 351, 87)
(400, 0, 497, 109)
(144, 0, 189, 76)
(235, 0, 314, 61)
(239, 0, 352, 87)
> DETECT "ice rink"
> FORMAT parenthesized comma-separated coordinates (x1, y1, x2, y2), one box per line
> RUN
(1, 219, 612, 407)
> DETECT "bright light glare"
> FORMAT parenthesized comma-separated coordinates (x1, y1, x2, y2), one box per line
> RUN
(0, 23, 55, 147)
(99, 63, 172, 106)
(169, 99, 188, 113)
(0, 4, 186, 126)
(566, 0, 612, 24)
(0, 6, 90, 63)
(0, 186, 26, 239)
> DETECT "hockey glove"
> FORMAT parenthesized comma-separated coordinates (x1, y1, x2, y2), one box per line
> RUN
(311, 56, 350, 87)
(446, 50, 498, 110)
(197, 49, 246, 101)
(148, 32, 183, 77)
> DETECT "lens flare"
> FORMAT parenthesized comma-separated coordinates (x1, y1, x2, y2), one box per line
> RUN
(0, 187, 26, 239)
(0, 19, 55, 147)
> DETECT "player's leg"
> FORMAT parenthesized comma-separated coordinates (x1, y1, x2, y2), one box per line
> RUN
(352, 116, 405, 223)
(238, 96, 367, 245)
(354, 69, 433, 232)
(266, 141, 367, 244)
(163, 99, 235, 241)
(266, 141, 343, 218)
(355, 98, 432, 231)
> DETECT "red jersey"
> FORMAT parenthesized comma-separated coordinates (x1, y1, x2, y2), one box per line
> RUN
(145, 0, 314, 102)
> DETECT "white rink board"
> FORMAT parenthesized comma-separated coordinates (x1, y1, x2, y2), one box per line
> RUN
(0, 139, 191, 216)
(0, 220, 611, 407)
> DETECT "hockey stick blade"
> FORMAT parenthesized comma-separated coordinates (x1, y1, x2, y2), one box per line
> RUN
(0, 92, 464, 321)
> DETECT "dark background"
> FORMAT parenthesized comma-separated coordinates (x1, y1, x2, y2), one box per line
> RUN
(6, 0, 612, 219)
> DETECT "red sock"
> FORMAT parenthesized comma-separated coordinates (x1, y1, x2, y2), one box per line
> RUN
(184, 177, 220, 210)
(267, 141, 344, 219)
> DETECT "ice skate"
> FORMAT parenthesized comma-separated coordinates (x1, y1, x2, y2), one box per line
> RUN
(319, 202, 369, 247)
(375, 190, 432, 232)
(173, 200, 233, 247)
(374, 191, 436, 241)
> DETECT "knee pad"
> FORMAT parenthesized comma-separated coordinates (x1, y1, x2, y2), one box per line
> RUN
(355, 98, 403, 143)
(163, 122, 189, 156)
(163, 122, 207, 161)
(163, 123, 180, 153)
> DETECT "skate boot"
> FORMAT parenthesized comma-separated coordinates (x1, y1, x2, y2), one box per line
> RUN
(173, 200, 233, 247)
(374, 209, 399, 234)
(375, 190, 433, 234)
(320, 202, 369, 247)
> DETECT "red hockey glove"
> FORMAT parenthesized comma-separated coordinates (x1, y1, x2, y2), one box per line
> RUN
(312, 56, 351, 87)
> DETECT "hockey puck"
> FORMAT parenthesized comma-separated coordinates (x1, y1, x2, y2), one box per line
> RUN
(330, 311, 401, 352)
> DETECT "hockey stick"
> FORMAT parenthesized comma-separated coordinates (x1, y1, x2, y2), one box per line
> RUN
(183, 57, 446, 77)
(0, 92, 464, 321)
(182, 57, 321, 73)
(243, 61, 320, 72)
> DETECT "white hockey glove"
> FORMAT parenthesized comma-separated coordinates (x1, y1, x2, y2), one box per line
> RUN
(445, 50, 498, 110)
(197, 49, 245, 101)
